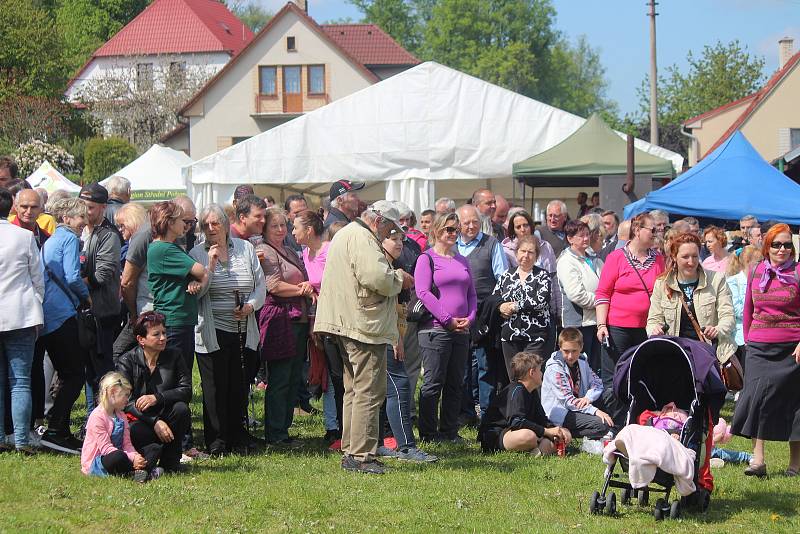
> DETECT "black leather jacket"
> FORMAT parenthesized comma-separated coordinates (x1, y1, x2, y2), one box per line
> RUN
(116, 346, 192, 426)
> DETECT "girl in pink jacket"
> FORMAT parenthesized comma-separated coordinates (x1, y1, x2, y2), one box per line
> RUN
(81, 372, 154, 482)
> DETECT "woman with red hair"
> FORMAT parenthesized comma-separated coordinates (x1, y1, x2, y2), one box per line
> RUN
(732, 223, 800, 477)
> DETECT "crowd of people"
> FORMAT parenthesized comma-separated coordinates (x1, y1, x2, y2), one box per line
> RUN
(1, 152, 798, 479)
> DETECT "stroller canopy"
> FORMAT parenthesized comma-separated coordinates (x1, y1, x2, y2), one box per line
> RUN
(613, 336, 727, 421)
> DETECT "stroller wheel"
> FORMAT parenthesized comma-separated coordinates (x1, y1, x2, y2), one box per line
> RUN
(605, 492, 617, 515)
(637, 489, 649, 506)
(621, 488, 632, 505)
(653, 498, 666, 521)
(670, 500, 681, 520)
(589, 491, 601, 514)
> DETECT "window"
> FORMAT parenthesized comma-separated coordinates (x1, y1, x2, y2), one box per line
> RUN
(287, 36, 296, 51)
(791, 128, 800, 151)
(168, 62, 186, 87)
(308, 65, 325, 95)
(283, 66, 301, 94)
(259, 66, 277, 95)
(136, 63, 153, 91)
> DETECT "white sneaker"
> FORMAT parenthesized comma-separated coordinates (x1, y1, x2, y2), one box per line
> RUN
(710, 457, 725, 469)
(581, 438, 604, 455)
(29, 426, 45, 448)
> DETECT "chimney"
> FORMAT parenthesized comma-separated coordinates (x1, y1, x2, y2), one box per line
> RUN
(291, 1, 308, 13)
(779, 37, 794, 69)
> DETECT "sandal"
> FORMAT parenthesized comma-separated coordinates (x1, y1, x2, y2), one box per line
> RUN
(744, 462, 767, 478)
(784, 467, 799, 477)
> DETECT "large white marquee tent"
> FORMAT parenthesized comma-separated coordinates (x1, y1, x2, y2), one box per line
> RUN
(184, 61, 682, 212)
(104, 144, 192, 202)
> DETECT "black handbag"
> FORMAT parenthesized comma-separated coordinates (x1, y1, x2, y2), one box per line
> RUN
(407, 252, 439, 323)
(44, 264, 97, 349)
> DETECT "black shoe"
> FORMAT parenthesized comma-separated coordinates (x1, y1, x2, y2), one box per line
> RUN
(40, 430, 82, 455)
(341, 455, 386, 475)
(133, 469, 149, 483)
(458, 414, 479, 428)
(324, 429, 341, 442)
(238, 432, 265, 450)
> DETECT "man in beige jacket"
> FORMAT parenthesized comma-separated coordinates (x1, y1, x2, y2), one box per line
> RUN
(315, 200, 413, 474)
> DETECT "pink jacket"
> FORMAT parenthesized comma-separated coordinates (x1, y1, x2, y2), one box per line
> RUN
(81, 406, 137, 475)
(743, 261, 800, 343)
(595, 248, 664, 328)
(603, 424, 696, 496)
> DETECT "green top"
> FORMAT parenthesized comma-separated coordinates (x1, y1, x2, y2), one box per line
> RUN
(147, 240, 198, 327)
(512, 113, 675, 186)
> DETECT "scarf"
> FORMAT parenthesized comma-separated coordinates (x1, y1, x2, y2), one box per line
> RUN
(757, 259, 797, 292)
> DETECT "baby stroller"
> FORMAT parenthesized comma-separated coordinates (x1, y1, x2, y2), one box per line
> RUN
(588, 336, 727, 520)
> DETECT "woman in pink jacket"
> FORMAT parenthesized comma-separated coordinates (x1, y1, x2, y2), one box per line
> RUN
(594, 213, 665, 428)
(81, 372, 160, 482)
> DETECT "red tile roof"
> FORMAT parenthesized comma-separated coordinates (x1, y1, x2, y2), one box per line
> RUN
(94, 0, 253, 57)
(322, 24, 419, 66)
(682, 93, 757, 126)
(696, 50, 800, 158)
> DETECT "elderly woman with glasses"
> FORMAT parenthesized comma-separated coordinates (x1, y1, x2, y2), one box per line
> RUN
(414, 212, 477, 442)
(189, 203, 266, 456)
(595, 213, 664, 428)
(732, 223, 800, 478)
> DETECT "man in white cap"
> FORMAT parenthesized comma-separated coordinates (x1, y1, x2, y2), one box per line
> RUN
(315, 200, 413, 474)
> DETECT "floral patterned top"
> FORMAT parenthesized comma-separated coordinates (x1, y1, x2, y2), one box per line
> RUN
(492, 265, 551, 342)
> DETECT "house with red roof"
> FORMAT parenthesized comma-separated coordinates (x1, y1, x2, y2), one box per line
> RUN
(65, 0, 254, 103)
(683, 37, 800, 166)
(162, 1, 419, 158)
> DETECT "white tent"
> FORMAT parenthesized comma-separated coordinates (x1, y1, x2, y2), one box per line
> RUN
(104, 144, 191, 202)
(185, 61, 683, 212)
(26, 161, 81, 193)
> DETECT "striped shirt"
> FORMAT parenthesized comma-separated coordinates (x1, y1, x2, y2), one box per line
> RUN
(207, 244, 256, 333)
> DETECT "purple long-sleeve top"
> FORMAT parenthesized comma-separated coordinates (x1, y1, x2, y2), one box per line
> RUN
(414, 249, 478, 329)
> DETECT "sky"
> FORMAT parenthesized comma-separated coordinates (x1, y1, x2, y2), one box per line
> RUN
(257, 0, 800, 116)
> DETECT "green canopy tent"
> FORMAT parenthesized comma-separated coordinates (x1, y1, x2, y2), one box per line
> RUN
(512, 113, 676, 187)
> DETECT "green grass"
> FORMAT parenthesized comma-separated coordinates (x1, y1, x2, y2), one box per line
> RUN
(1, 375, 798, 533)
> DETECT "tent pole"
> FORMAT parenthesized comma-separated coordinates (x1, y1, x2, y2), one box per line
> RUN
(512, 177, 516, 204)
(530, 187, 535, 215)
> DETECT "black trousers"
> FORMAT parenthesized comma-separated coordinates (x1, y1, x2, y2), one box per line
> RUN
(129, 401, 190, 472)
(40, 317, 87, 433)
(196, 330, 247, 451)
(100, 443, 161, 475)
(579, 325, 601, 375)
(112, 320, 137, 367)
(322, 335, 345, 432)
(501, 338, 547, 383)
(30, 339, 46, 424)
(418, 330, 470, 439)
(562, 408, 612, 439)
(601, 325, 647, 428)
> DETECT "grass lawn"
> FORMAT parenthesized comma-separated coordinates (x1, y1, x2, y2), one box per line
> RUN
(1, 374, 798, 533)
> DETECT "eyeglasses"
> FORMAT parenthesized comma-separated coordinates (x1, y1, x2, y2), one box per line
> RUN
(183, 217, 198, 225)
(641, 226, 655, 233)
(770, 241, 794, 250)
(443, 226, 458, 234)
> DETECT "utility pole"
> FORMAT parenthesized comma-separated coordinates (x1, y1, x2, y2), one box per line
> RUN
(648, 0, 659, 146)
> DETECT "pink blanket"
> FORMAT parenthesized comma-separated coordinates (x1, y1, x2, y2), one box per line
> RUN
(603, 424, 697, 496)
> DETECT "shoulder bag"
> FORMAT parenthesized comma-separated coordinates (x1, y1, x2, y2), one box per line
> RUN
(407, 253, 439, 323)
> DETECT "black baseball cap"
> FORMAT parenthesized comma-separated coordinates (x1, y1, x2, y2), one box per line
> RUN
(79, 182, 109, 204)
(329, 179, 365, 202)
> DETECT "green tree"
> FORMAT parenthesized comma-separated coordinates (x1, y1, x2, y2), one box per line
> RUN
(349, 0, 422, 53)
(226, 1, 272, 33)
(56, 0, 149, 75)
(0, 0, 66, 100)
(83, 136, 137, 182)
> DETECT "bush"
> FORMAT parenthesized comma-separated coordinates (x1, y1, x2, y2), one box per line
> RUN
(83, 137, 137, 183)
(14, 139, 77, 177)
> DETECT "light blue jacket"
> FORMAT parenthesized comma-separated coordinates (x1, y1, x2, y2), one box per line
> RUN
(541, 350, 603, 426)
(726, 271, 746, 346)
(42, 225, 90, 335)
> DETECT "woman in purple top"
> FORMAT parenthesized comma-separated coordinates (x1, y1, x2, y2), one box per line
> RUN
(415, 212, 477, 442)
(732, 223, 800, 478)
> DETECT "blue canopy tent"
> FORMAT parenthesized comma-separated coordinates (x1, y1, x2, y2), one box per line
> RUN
(624, 132, 800, 224)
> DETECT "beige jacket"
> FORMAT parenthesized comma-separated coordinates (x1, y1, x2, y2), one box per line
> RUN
(646, 267, 736, 362)
(313, 220, 404, 346)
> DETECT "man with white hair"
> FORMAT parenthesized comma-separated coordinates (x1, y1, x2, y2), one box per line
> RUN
(434, 197, 456, 215)
(103, 175, 131, 224)
(11, 189, 50, 249)
(324, 180, 365, 229)
(315, 200, 413, 474)
(537, 200, 569, 256)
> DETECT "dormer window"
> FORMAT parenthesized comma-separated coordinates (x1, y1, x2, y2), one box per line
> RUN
(287, 36, 296, 52)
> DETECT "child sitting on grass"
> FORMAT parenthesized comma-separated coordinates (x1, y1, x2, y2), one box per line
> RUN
(81, 372, 159, 482)
(479, 352, 571, 454)
(541, 328, 613, 448)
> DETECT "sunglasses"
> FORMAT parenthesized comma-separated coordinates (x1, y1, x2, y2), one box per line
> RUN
(770, 241, 794, 250)
(443, 226, 458, 234)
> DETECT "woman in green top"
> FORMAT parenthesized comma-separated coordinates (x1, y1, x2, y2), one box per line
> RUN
(147, 201, 208, 374)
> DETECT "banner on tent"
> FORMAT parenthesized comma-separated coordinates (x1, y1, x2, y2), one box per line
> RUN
(131, 189, 186, 201)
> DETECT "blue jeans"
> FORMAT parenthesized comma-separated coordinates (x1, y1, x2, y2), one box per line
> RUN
(0, 327, 36, 447)
(322, 374, 338, 432)
(461, 346, 493, 419)
(712, 447, 752, 464)
(380, 346, 415, 449)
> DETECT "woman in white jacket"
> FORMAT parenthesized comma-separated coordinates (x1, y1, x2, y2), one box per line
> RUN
(557, 220, 604, 374)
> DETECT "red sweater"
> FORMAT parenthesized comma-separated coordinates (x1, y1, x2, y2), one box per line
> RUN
(595, 248, 665, 328)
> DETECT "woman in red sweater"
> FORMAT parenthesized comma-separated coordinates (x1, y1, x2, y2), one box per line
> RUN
(732, 223, 800, 478)
(594, 213, 665, 428)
